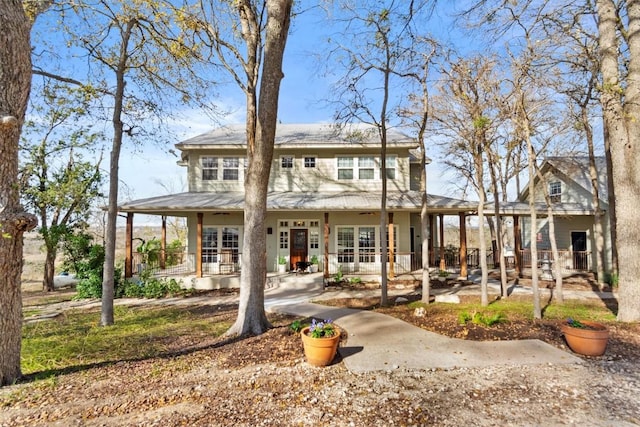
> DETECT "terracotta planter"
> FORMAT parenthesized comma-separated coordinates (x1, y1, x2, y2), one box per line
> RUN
(300, 326, 341, 367)
(561, 321, 609, 356)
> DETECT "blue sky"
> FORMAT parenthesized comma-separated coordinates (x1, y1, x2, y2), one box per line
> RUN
(26, 2, 507, 226)
(114, 3, 469, 217)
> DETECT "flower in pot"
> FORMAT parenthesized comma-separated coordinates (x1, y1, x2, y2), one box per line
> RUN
(300, 318, 341, 367)
(437, 270, 450, 282)
(561, 318, 609, 356)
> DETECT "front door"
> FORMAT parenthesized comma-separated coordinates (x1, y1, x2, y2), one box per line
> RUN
(290, 229, 308, 270)
(571, 231, 588, 270)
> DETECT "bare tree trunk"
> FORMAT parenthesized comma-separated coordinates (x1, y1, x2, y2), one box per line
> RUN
(475, 157, 489, 306)
(0, 0, 39, 386)
(101, 19, 136, 327)
(525, 124, 541, 319)
(597, 0, 640, 321)
(488, 157, 508, 298)
(420, 158, 431, 303)
(227, 0, 292, 336)
(379, 122, 388, 306)
(583, 105, 606, 289)
(547, 206, 563, 303)
(43, 248, 57, 291)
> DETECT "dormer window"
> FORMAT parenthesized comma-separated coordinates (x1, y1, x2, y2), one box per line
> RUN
(549, 181, 562, 203)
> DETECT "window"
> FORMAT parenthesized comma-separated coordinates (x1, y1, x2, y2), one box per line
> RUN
(202, 157, 218, 181)
(359, 227, 376, 262)
(222, 157, 239, 180)
(304, 157, 316, 168)
(549, 181, 562, 203)
(385, 156, 396, 179)
(222, 227, 240, 262)
(310, 230, 319, 249)
(281, 156, 294, 169)
(201, 227, 240, 263)
(202, 228, 218, 262)
(337, 227, 355, 263)
(358, 156, 375, 179)
(279, 230, 289, 249)
(337, 157, 354, 180)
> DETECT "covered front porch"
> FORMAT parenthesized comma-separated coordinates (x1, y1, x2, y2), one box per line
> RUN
(117, 192, 600, 287)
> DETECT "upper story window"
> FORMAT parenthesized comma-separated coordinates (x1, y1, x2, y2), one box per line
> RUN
(549, 181, 562, 203)
(222, 157, 239, 180)
(385, 156, 396, 179)
(358, 156, 375, 179)
(337, 157, 354, 179)
(202, 157, 218, 180)
(304, 157, 316, 168)
(281, 156, 294, 169)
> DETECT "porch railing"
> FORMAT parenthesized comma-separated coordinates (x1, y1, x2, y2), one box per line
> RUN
(131, 248, 592, 277)
(427, 247, 591, 273)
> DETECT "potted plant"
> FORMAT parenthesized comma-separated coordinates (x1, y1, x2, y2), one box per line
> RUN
(437, 270, 450, 282)
(309, 255, 319, 273)
(561, 318, 609, 356)
(300, 318, 341, 367)
(277, 255, 287, 273)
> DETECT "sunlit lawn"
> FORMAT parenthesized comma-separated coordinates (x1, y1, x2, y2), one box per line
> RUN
(21, 306, 231, 377)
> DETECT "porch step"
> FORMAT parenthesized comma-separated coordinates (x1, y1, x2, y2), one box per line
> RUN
(270, 272, 324, 289)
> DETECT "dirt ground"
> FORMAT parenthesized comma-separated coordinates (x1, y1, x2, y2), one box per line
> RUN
(3, 274, 640, 426)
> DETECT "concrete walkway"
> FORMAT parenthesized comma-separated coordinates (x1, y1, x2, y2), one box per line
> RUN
(265, 277, 582, 372)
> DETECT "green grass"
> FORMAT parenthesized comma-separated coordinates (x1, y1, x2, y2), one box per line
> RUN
(407, 298, 617, 323)
(21, 306, 231, 377)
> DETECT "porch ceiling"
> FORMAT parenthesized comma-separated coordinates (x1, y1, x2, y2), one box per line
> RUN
(116, 191, 478, 215)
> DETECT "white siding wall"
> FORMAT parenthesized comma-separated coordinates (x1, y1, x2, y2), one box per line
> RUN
(532, 170, 597, 208)
(185, 148, 412, 193)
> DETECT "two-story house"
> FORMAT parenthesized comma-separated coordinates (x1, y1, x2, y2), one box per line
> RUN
(117, 124, 610, 288)
(117, 123, 478, 288)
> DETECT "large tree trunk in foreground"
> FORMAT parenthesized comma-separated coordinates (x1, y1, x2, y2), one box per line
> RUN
(227, 0, 292, 336)
(0, 0, 39, 386)
(597, 0, 640, 322)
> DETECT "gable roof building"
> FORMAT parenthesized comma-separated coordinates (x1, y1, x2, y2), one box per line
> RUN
(118, 123, 479, 286)
(117, 124, 610, 287)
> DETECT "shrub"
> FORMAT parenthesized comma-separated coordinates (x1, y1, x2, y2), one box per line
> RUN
(123, 268, 182, 299)
(458, 311, 507, 327)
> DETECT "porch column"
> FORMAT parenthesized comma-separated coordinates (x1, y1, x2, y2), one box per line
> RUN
(160, 216, 167, 270)
(196, 212, 203, 278)
(125, 212, 133, 278)
(388, 212, 395, 278)
(459, 212, 468, 279)
(439, 213, 445, 271)
(514, 215, 522, 278)
(428, 214, 435, 267)
(324, 212, 330, 278)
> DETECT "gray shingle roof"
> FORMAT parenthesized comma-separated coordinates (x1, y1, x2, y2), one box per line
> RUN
(176, 123, 418, 149)
(117, 191, 478, 214)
